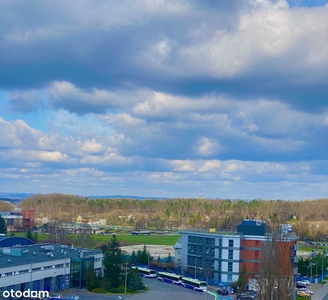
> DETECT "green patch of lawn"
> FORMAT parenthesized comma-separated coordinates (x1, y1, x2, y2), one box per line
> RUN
(86, 233, 180, 246)
(11, 232, 180, 248)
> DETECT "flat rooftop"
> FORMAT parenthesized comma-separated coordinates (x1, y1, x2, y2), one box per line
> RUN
(0, 243, 102, 268)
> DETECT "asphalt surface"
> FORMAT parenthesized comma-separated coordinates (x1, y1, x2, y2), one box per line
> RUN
(68, 278, 215, 300)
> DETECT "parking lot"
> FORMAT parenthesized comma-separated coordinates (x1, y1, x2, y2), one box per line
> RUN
(68, 278, 215, 300)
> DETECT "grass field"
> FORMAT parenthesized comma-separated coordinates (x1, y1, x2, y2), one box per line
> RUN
(14, 232, 181, 248)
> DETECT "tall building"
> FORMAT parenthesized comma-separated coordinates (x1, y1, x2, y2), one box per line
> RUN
(177, 220, 298, 283)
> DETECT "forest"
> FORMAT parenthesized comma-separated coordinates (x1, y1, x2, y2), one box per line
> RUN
(13, 193, 328, 240)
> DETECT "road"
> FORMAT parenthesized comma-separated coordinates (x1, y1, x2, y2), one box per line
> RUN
(69, 278, 215, 300)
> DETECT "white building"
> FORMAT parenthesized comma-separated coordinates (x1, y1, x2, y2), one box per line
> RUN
(0, 242, 103, 294)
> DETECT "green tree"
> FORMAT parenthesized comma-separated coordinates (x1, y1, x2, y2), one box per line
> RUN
(85, 263, 100, 291)
(103, 235, 124, 289)
(26, 229, 33, 241)
(130, 250, 137, 265)
(127, 268, 144, 291)
(136, 246, 149, 265)
(0, 216, 7, 234)
(33, 232, 38, 243)
(235, 264, 247, 292)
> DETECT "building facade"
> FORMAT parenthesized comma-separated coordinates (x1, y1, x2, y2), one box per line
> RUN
(0, 241, 103, 294)
(178, 220, 298, 284)
(0, 209, 35, 231)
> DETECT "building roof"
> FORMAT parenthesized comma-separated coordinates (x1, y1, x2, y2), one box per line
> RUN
(0, 243, 103, 268)
(0, 236, 35, 247)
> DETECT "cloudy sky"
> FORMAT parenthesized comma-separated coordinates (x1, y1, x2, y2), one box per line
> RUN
(0, 0, 327, 200)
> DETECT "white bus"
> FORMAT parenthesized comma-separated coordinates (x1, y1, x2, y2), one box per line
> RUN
(157, 272, 182, 284)
(181, 277, 207, 291)
(131, 266, 157, 278)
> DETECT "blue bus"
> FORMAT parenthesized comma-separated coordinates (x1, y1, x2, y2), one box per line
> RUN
(131, 266, 157, 278)
(157, 272, 182, 284)
(181, 277, 207, 291)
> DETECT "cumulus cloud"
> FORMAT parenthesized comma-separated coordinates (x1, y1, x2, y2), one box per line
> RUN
(0, 0, 327, 199)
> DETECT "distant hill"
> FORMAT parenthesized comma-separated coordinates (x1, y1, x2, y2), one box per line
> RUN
(87, 195, 170, 200)
(0, 192, 170, 202)
(0, 192, 35, 205)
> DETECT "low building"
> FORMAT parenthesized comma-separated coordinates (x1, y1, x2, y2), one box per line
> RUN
(0, 239, 103, 295)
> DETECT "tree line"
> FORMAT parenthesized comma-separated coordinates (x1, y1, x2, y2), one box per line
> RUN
(14, 194, 328, 239)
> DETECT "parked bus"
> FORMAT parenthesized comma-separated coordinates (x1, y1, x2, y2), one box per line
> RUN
(181, 277, 207, 291)
(157, 272, 182, 284)
(131, 266, 157, 278)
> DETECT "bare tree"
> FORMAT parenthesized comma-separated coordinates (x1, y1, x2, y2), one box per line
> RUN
(256, 228, 295, 300)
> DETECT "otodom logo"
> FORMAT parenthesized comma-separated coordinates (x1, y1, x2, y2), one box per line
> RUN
(2, 289, 49, 299)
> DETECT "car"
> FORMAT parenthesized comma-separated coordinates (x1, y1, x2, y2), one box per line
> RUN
(298, 288, 314, 295)
(296, 282, 307, 288)
(298, 279, 311, 286)
(297, 290, 311, 298)
(236, 294, 253, 300)
(217, 288, 229, 295)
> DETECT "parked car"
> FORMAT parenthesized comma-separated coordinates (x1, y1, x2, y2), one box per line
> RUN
(236, 294, 253, 300)
(298, 288, 314, 295)
(298, 279, 311, 286)
(297, 290, 311, 298)
(296, 282, 307, 288)
(217, 288, 229, 295)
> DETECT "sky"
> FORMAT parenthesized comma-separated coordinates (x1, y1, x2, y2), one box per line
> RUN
(0, 0, 327, 200)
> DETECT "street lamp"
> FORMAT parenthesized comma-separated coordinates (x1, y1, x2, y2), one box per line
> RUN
(147, 244, 150, 269)
(194, 260, 203, 279)
(124, 261, 128, 294)
(310, 263, 315, 284)
(30, 262, 33, 289)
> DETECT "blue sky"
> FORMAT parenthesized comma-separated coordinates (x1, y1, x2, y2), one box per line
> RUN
(0, 0, 327, 200)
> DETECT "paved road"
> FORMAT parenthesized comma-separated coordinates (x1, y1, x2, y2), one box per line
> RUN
(69, 278, 215, 300)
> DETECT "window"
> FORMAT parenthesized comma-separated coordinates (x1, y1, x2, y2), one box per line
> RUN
(227, 274, 232, 282)
(55, 264, 64, 268)
(19, 269, 29, 274)
(44, 265, 52, 270)
(218, 249, 222, 259)
(219, 239, 222, 247)
(228, 250, 233, 260)
(255, 250, 259, 259)
(228, 262, 233, 272)
(32, 268, 41, 272)
(218, 262, 221, 271)
(229, 239, 234, 247)
(5, 272, 12, 276)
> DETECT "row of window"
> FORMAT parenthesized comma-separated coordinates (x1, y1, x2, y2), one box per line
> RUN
(188, 246, 235, 260)
(0, 263, 70, 277)
(188, 236, 235, 247)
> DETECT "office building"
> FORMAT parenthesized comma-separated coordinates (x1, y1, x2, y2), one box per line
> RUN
(178, 220, 298, 283)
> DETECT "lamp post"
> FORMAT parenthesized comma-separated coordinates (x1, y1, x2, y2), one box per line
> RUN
(147, 244, 150, 269)
(310, 263, 315, 284)
(124, 261, 127, 294)
(194, 260, 203, 279)
(30, 262, 33, 290)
